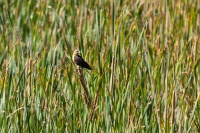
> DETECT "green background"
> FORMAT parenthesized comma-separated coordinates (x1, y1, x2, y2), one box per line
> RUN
(0, 0, 200, 132)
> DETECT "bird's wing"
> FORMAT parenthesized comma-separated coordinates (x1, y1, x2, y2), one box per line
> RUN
(74, 55, 92, 70)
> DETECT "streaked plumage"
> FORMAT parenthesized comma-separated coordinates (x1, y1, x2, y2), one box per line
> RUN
(73, 50, 92, 70)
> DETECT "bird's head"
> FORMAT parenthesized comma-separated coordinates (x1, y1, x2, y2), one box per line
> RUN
(73, 49, 81, 56)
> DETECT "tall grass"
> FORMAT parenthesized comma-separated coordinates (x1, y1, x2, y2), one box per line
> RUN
(0, 0, 200, 132)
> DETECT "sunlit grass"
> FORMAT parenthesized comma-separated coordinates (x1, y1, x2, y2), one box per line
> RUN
(0, 0, 200, 132)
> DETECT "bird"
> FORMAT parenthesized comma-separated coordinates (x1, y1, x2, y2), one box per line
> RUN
(72, 50, 93, 70)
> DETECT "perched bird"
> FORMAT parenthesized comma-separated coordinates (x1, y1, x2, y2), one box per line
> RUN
(73, 50, 92, 70)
